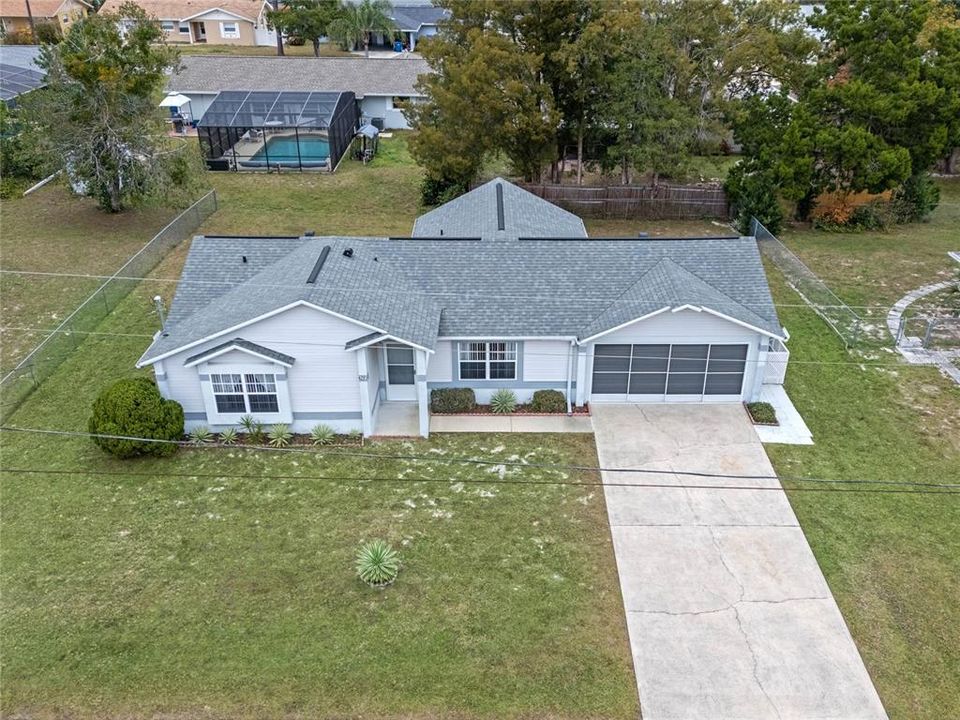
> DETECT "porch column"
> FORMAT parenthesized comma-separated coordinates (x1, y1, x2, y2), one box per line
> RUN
(575, 346, 589, 406)
(750, 337, 769, 402)
(356, 348, 373, 437)
(415, 348, 429, 438)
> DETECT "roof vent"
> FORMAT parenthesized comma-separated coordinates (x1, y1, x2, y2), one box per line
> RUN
(343, 248, 354, 258)
(306, 245, 331, 284)
(305, 230, 316, 237)
(242, 255, 247, 263)
(495, 182, 505, 231)
(439, 228, 444, 236)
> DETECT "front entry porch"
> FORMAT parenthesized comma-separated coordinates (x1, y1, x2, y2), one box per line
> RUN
(373, 402, 419, 436)
(352, 337, 429, 438)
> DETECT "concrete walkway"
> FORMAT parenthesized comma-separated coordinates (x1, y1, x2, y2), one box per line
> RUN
(886, 280, 960, 384)
(753, 385, 814, 445)
(593, 404, 886, 720)
(430, 414, 593, 433)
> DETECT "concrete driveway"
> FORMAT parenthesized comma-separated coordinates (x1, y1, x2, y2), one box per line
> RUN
(592, 404, 887, 720)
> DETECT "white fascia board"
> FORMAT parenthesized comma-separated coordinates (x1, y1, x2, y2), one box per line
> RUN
(577, 307, 671, 344)
(183, 343, 293, 368)
(179, 7, 254, 22)
(138, 300, 431, 367)
(698, 307, 786, 340)
(345, 333, 434, 353)
(437, 335, 578, 341)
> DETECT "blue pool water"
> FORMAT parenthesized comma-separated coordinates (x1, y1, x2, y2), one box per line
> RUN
(250, 135, 330, 165)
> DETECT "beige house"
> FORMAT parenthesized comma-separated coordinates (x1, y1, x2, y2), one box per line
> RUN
(0, 0, 91, 38)
(98, 0, 276, 46)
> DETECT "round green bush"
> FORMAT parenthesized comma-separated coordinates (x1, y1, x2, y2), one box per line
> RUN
(530, 389, 566, 413)
(88, 377, 184, 458)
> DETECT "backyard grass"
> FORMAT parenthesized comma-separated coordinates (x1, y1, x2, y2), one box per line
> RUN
(0, 186, 175, 374)
(765, 268, 960, 720)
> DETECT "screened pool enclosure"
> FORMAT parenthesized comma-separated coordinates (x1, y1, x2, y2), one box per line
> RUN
(197, 91, 359, 172)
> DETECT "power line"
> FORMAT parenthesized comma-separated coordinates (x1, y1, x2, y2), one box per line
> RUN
(0, 325, 930, 370)
(2, 466, 956, 495)
(1, 268, 954, 313)
(3, 426, 958, 490)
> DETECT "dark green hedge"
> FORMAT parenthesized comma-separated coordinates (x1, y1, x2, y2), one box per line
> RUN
(530, 389, 567, 413)
(88, 377, 184, 458)
(430, 388, 476, 413)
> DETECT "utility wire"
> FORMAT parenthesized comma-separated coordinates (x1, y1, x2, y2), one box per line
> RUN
(3, 426, 958, 490)
(0, 326, 931, 369)
(1, 268, 954, 313)
(1, 466, 957, 495)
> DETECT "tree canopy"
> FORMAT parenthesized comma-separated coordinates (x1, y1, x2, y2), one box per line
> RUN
(328, 0, 394, 57)
(23, 3, 204, 212)
(267, 0, 341, 57)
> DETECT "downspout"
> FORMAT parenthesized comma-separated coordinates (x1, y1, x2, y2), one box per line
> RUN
(565, 340, 575, 415)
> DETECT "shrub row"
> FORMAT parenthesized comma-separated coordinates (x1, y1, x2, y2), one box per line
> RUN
(430, 387, 476, 413)
(430, 387, 569, 414)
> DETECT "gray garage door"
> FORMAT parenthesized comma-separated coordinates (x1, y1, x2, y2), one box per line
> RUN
(591, 343, 748, 400)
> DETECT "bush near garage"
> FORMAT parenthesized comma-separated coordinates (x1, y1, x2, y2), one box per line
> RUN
(430, 388, 476, 413)
(530, 389, 567, 413)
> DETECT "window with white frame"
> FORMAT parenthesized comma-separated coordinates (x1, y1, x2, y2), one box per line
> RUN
(160, 19, 175, 31)
(179, 23, 190, 33)
(220, 21, 239, 38)
(458, 341, 517, 380)
(210, 372, 279, 413)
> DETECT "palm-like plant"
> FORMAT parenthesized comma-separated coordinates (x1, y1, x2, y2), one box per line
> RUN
(268, 423, 293, 448)
(356, 539, 401, 587)
(328, 0, 394, 58)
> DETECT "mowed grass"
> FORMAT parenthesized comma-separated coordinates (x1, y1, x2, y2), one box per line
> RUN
(0, 187, 175, 374)
(779, 178, 960, 310)
(765, 267, 960, 719)
(0, 262, 638, 718)
(200, 132, 423, 237)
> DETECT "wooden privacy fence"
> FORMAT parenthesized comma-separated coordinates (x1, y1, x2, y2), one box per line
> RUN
(517, 183, 730, 220)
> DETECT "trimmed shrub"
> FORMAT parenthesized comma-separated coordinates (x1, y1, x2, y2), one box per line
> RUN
(490, 388, 517, 414)
(892, 174, 940, 223)
(530, 389, 566, 413)
(746, 401, 777, 425)
(356, 539, 401, 587)
(430, 387, 476, 413)
(88, 377, 183, 458)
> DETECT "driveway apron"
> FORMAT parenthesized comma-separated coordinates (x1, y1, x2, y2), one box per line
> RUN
(592, 404, 887, 720)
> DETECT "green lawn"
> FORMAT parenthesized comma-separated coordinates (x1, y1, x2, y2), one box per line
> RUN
(765, 268, 960, 719)
(0, 187, 174, 374)
(0, 263, 637, 718)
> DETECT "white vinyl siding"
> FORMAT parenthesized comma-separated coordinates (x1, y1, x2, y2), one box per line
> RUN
(426, 340, 453, 382)
(522, 340, 571, 381)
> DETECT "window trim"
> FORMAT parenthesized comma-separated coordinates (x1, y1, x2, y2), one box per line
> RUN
(178, 23, 190, 33)
(219, 21, 240, 38)
(199, 362, 292, 425)
(456, 341, 519, 382)
(160, 19, 175, 31)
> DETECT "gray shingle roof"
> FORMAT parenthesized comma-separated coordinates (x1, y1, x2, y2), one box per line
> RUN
(412, 178, 588, 240)
(389, 5, 447, 31)
(184, 338, 296, 366)
(139, 182, 783, 367)
(167, 55, 431, 98)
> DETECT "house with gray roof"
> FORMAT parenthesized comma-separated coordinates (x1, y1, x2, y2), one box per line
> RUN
(168, 55, 431, 129)
(138, 178, 790, 437)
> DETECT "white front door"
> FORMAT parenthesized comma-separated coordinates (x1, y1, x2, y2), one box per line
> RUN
(385, 344, 417, 401)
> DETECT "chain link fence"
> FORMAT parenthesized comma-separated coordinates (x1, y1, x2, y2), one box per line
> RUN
(750, 217, 871, 349)
(0, 190, 218, 421)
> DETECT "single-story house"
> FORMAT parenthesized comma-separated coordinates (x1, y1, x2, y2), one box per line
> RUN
(98, 0, 276, 46)
(0, 45, 46, 107)
(0, 0, 91, 38)
(137, 179, 790, 438)
(387, 4, 446, 51)
(168, 54, 430, 130)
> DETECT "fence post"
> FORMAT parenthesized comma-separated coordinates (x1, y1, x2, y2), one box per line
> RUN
(923, 318, 936, 348)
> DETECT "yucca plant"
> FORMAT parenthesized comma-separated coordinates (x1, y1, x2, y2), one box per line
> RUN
(356, 539, 401, 587)
(239, 415, 257, 433)
(310, 423, 335, 445)
(489, 388, 517, 414)
(219, 427, 238, 445)
(268, 423, 292, 448)
(188, 426, 213, 445)
(348, 428, 363, 444)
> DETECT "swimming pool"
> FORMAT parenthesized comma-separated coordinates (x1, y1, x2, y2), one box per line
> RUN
(246, 135, 330, 167)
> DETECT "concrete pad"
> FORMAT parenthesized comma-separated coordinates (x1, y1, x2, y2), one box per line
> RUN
(429, 414, 593, 433)
(754, 385, 815, 445)
(429, 415, 511, 433)
(373, 402, 419, 436)
(509, 415, 594, 433)
(593, 404, 887, 719)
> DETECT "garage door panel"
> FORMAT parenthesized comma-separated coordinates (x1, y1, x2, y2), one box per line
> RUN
(592, 343, 748, 401)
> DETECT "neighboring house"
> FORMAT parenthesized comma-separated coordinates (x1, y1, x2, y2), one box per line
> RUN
(168, 54, 430, 129)
(0, 0, 91, 37)
(137, 179, 791, 438)
(387, 4, 446, 51)
(0, 45, 45, 107)
(98, 0, 276, 46)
